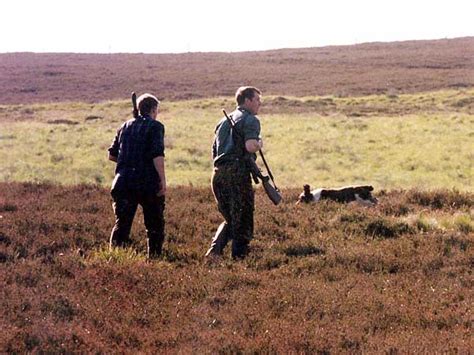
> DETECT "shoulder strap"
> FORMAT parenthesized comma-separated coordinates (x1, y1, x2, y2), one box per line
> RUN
(228, 112, 248, 157)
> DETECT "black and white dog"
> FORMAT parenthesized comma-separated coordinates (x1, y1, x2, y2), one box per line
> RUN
(297, 184, 378, 206)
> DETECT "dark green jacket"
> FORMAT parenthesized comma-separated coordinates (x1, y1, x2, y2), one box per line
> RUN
(212, 107, 260, 166)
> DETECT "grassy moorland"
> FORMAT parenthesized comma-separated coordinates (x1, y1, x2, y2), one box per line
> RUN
(0, 182, 473, 353)
(0, 88, 473, 191)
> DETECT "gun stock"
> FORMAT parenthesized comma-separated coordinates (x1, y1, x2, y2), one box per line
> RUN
(132, 92, 139, 118)
(262, 177, 282, 205)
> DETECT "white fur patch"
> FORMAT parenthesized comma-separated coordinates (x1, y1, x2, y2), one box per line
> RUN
(311, 189, 323, 202)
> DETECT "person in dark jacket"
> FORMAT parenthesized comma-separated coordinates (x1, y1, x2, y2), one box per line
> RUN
(108, 93, 166, 259)
(205, 86, 263, 260)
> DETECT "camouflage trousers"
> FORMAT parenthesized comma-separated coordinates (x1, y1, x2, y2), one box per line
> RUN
(206, 161, 254, 259)
(110, 190, 165, 258)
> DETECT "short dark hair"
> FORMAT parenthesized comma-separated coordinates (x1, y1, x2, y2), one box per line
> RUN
(235, 86, 261, 106)
(137, 93, 159, 116)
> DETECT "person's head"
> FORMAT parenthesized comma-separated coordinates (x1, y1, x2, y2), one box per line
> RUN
(235, 86, 262, 115)
(137, 93, 159, 119)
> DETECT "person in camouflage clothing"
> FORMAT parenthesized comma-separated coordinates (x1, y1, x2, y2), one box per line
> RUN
(205, 86, 263, 259)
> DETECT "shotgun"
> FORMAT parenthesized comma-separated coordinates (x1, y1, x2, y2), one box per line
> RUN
(222, 109, 282, 205)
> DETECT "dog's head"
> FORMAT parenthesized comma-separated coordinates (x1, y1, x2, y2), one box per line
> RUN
(296, 184, 314, 204)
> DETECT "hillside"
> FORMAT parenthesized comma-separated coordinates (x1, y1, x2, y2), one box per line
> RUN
(1, 37, 473, 104)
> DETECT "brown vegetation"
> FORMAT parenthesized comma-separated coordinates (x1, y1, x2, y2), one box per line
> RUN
(1, 182, 472, 352)
(1, 37, 473, 104)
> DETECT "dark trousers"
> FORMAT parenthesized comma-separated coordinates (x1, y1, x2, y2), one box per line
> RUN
(110, 190, 165, 258)
(206, 162, 254, 259)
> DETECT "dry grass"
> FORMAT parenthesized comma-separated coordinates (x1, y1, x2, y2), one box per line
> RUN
(1, 182, 472, 352)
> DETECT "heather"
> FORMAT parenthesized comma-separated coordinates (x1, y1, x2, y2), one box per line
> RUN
(1, 182, 472, 352)
(1, 37, 473, 104)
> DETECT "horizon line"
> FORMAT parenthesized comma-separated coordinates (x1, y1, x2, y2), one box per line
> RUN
(1, 35, 472, 56)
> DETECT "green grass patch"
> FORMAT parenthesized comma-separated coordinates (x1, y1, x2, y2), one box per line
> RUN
(1, 89, 473, 190)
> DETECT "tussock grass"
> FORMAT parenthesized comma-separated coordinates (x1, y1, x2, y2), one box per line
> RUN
(452, 214, 474, 233)
(1, 89, 473, 190)
(403, 210, 474, 234)
(442, 213, 472, 233)
(89, 246, 147, 265)
(414, 214, 440, 232)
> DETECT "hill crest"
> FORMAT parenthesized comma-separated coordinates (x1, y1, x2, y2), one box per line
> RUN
(0, 37, 473, 104)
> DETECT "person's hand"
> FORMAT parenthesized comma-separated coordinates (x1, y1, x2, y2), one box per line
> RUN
(245, 139, 263, 153)
(157, 181, 166, 197)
